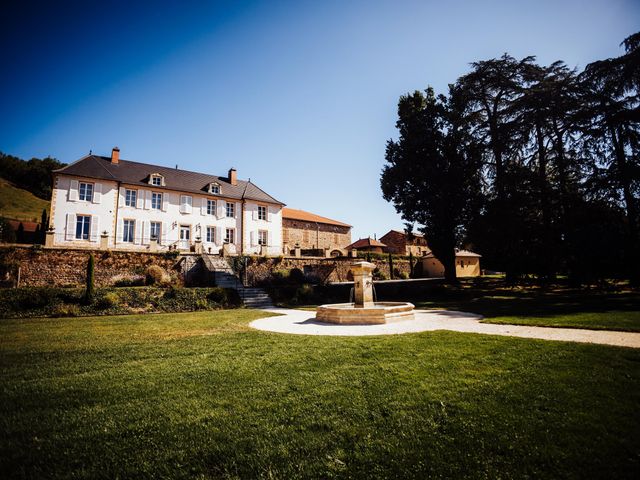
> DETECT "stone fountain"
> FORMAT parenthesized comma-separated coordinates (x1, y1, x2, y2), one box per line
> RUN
(316, 261, 415, 324)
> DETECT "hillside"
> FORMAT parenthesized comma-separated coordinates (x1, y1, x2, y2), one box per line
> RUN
(0, 177, 50, 222)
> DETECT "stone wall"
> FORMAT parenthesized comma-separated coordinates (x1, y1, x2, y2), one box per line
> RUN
(379, 230, 430, 256)
(282, 219, 351, 253)
(245, 256, 415, 285)
(0, 246, 190, 287)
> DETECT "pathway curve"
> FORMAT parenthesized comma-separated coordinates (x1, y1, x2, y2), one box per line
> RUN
(249, 308, 640, 348)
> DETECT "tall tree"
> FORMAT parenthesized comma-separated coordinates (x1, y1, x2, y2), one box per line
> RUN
(381, 87, 481, 282)
(581, 32, 640, 284)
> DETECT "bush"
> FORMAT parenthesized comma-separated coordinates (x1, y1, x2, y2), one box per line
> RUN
(95, 291, 119, 309)
(289, 268, 306, 284)
(145, 265, 171, 286)
(113, 275, 145, 287)
(50, 304, 80, 318)
(373, 268, 388, 280)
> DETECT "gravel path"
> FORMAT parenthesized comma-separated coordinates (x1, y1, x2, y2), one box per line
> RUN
(249, 308, 640, 348)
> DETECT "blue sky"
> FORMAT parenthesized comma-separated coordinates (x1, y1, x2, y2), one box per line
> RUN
(1, 0, 638, 240)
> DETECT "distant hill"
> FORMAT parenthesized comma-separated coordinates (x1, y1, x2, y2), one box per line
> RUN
(0, 177, 50, 222)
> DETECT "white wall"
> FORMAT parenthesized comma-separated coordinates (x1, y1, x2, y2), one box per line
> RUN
(51, 175, 118, 248)
(51, 175, 283, 254)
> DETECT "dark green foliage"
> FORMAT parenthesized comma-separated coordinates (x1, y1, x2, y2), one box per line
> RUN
(0, 152, 65, 200)
(288, 267, 306, 284)
(384, 32, 639, 284)
(382, 87, 481, 283)
(0, 286, 241, 319)
(84, 254, 95, 304)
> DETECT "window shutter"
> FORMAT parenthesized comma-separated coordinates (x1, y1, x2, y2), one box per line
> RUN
(65, 213, 75, 240)
(179, 195, 186, 214)
(143, 221, 150, 245)
(250, 231, 255, 247)
(119, 187, 125, 207)
(217, 202, 224, 219)
(145, 190, 151, 209)
(133, 221, 141, 244)
(235, 203, 239, 219)
(162, 193, 169, 212)
(69, 180, 78, 202)
(92, 183, 102, 204)
(200, 198, 207, 216)
(216, 226, 222, 245)
(90, 216, 99, 241)
(252, 207, 257, 221)
(186, 196, 192, 214)
(161, 222, 168, 245)
(137, 190, 144, 209)
(266, 230, 270, 246)
(267, 207, 273, 222)
(117, 218, 124, 242)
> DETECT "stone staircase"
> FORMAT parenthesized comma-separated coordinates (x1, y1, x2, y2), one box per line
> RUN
(201, 254, 274, 309)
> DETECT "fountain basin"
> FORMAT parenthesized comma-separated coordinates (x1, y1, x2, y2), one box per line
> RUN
(316, 302, 415, 325)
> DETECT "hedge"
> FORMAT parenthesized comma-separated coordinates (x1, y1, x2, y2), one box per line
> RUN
(0, 286, 242, 319)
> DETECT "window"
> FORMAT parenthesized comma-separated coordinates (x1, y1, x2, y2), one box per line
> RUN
(125, 189, 137, 207)
(180, 195, 192, 214)
(225, 228, 235, 244)
(209, 183, 220, 194)
(123, 219, 135, 243)
(258, 230, 268, 246)
(152, 192, 162, 210)
(150, 222, 161, 241)
(150, 174, 164, 186)
(226, 202, 235, 218)
(207, 199, 216, 215)
(206, 226, 215, 243)
(75, 215, 91, 240)
(303, 230, 310, 243)
(79, 182, 93, 202)
(258, 205, 267, 221)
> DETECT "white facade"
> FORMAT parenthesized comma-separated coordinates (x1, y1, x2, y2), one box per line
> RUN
(51, 174, 283, 255)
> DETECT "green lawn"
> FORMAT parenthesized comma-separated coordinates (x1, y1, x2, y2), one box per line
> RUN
(0, 177, 49, 222)
(410, 281, 640, 332)
(1, 309, 639, 479)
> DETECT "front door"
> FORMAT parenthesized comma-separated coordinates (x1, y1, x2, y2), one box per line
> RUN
(179, 225, 191, 250)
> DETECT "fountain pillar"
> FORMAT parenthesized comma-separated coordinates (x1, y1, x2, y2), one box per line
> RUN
(351, 261, 375, 307)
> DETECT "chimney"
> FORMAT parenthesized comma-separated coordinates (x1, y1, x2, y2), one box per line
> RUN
(111, 147, 120, 164)
(228, 167, 237, 186)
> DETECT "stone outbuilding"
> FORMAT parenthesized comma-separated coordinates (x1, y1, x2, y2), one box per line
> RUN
(379, 229, 430, 256)
(422, 250, 482, 278)
(345, 237, 387, 254)
(282, 208, 351, 255)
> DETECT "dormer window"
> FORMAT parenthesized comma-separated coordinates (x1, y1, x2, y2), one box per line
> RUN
(208, 182, 221, 194)
(149, 173, 165, 186)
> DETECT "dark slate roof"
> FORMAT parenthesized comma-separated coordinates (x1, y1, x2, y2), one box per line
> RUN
(53, 155, 285, 205)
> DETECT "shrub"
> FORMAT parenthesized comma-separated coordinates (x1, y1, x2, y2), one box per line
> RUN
(289, 268, 306, 284)
(162, 250, 180, 259)
(397, 271, 409, 280)
(373, 268, 388, 280)
(113, 275, 145, 287)
(84, 253, 95, 304)
(51, 304, 80, 318)
(145, 265, 170, 286)
(95, 291, 119, 309)
(272, 269, 290, 282)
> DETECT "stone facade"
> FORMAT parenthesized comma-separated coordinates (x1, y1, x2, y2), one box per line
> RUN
(245, 256, 413, 285)
(380, 230, 430, 256)
(282, 218, 351, 254)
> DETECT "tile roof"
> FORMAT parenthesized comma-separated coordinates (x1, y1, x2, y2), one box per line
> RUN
(54, 155, 284, 205)
(282, 208, 351, 227)
(424, 249, 482, 258)
(346, 237, 387, 249)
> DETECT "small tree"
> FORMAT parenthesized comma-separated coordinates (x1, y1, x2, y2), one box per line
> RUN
(84, 253, 95, 304)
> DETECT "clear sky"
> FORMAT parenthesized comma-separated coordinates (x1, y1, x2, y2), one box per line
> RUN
(1, 0, 638, 240)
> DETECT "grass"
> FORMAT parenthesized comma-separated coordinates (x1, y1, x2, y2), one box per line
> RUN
(412, 279, 640, 332)
(0, 177, 49, 222)
(1, 309, 639, 479)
